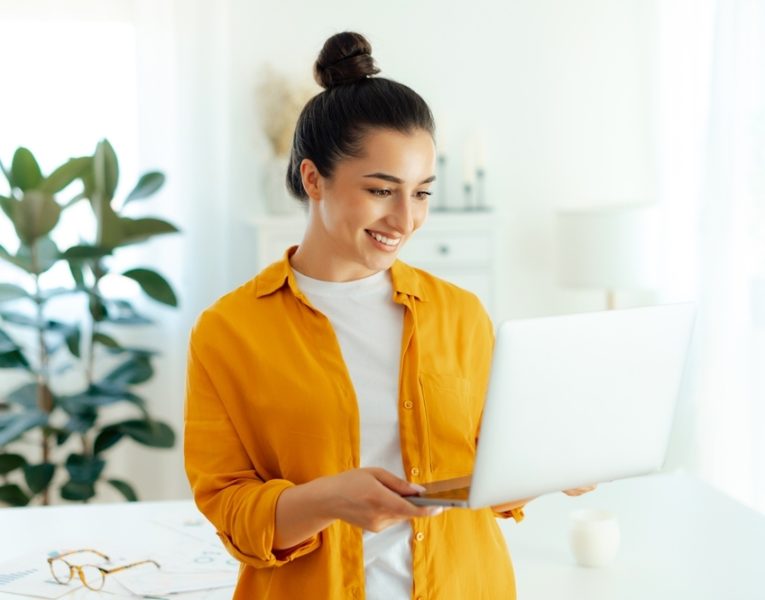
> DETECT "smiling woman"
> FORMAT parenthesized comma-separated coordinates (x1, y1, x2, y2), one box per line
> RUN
(183, 31, 530, 600)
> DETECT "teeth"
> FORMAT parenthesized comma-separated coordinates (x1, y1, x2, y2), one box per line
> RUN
(369, 231, 400, 247)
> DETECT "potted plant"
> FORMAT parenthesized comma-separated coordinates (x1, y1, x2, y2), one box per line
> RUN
(0, 139, 178, 506)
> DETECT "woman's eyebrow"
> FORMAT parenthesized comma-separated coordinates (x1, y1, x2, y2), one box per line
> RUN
(363, 172, 436, 184)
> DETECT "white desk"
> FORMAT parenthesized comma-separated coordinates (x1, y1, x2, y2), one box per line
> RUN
(500, 472, 765, 600)
(1, 473, 763, 599)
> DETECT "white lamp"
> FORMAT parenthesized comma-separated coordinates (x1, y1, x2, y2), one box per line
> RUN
(556, 204, 660, 310)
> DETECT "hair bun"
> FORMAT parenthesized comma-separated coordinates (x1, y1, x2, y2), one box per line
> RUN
(313, 32, 380, 89)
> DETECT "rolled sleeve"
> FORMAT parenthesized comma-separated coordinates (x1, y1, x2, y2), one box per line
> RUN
(184, 337, 321, 568)
(492, 505, 525, 522)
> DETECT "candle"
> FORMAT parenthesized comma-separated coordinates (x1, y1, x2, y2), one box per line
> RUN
(475, 131, 487, 171)
(463, 141, 476, 185)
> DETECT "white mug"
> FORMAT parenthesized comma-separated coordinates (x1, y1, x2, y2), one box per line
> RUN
(569, 509, 621, 568)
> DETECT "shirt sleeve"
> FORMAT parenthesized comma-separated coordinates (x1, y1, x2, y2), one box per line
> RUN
(184, 331, 321, 567)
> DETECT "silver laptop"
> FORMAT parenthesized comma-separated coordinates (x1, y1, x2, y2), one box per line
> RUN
(407, 302, 696, 508)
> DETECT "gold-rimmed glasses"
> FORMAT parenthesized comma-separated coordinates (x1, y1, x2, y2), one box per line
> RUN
(47, 549, 160, 591)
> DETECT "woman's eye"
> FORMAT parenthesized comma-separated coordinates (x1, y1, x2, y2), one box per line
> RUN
(368, 188, 392, 197)
(416, 190, 432, 200)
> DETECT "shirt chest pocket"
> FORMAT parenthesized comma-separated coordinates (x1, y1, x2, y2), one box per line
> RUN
(418, 371, 477, 478)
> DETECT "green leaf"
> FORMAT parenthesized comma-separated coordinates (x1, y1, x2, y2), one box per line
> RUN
(124, 171, 165, 204)
(0, 453, 27, 475)
(65, 453, 105, 484)
(107, 478, 138, 501)
(0, 349, 30, 370)
(94, 425, 124, 454)
(0, 284, 29, 303)
(6, 383, 38, 409)
(60, 384, 145, 413)
(68, 260, 85, 288)
(65, 326, 80, 358)
(104, 299, 152, 325)
(93, 139, 119, 203)
(39, 157, 91, 194)
(23, 462, 55, 494)
(103, 355, 153, 386)
(89, 295, 108, 322)
(0, 310, 36, 327)
(14, 237, 60, 274)
(0, 483, 30, 506)
(12, 191, 62, 245)
(10, 148, 42, 191)
(54, 428, 71, 446)
(0, 195, 14, 222)
(0, 158, 12, 187)
(63, 410, 97, 434)
(122, 268, 178, 307)
(118, 419, 175, 448)
(61, 245, 112, 260)
(0, 327, 17, 353)
(0, 410, 48, 445)
(117, 217, 179, 246)
(60, 480, 95, 501)
(93, 332, 120, 349)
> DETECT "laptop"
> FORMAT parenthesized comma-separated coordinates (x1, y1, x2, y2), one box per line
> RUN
(407, 302, 696, 508)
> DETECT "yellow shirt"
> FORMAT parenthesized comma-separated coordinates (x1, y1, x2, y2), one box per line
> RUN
(184, 248, 524, 599)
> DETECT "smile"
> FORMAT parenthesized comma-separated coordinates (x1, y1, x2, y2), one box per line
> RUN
(366, 230, 401, 248)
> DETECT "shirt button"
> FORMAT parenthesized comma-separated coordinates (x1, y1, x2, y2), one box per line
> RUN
(403, 400, 414, 409)
(415, 531, 425, 542)
(410, 467, 420, 477)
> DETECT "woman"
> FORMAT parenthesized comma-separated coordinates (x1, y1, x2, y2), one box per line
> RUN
(184, 31, 594, 599)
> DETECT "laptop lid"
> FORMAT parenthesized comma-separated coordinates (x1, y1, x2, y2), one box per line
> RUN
(468, 302, 696, 508)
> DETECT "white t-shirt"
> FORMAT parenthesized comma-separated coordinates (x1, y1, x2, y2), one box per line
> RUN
(292, 268, 412, 599)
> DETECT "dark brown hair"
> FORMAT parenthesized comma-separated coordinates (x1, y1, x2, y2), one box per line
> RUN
(285, 32, 435, 201)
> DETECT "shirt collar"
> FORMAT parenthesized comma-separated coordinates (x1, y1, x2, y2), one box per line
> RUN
(254, 245, 425, 302)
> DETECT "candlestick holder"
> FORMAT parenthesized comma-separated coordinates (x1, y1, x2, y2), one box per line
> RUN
(433, 154, 447, 211)
(463, 182, 474, 210)
(475, 168, 486, 210)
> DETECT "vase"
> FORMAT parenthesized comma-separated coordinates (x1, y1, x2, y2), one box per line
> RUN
(264, 154, 303, 215)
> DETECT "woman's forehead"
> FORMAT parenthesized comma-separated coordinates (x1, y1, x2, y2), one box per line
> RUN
(342, 128, 436, 179)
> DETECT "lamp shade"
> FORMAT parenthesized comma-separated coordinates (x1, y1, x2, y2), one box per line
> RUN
(556, 204, 660, 290)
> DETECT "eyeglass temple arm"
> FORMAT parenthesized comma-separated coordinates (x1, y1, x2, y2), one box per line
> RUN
(102, 559, 161, 574)
(48, 549, 111, 562)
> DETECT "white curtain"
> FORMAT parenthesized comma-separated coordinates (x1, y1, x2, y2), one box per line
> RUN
(658, 0, 765, 511)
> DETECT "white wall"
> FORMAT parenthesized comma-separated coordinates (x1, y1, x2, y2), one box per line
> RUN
(220, 0, 657, 321)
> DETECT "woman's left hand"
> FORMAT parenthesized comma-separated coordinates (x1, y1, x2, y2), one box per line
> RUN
(562, 485, 597, 496)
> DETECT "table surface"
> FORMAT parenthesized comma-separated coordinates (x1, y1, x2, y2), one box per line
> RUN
(499, 471, 765, 600)
(1, 472, 763, 599)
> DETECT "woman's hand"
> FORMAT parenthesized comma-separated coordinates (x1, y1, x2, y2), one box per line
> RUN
(491, 496, 537, 513)
(312, 467, 441, 533)
(274, 467, 440, 551)
(562, 485, 597, 496)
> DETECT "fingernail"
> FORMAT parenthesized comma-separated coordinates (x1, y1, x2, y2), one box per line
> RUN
(410, 483, 426, 493)
(429, 507, 444, 516)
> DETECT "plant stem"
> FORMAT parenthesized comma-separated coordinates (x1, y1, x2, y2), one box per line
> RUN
(32, 243, 52, 506)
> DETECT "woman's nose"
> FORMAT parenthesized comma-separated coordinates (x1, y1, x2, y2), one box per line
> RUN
(389, 197, 414, 234)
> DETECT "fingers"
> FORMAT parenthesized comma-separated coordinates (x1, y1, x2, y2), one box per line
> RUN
(563, 485, 598, 496)
(367, 467, 425, 497)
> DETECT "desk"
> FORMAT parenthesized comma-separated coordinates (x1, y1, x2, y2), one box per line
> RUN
(500, 472, 765, 599)
(1, 473, 763, 599)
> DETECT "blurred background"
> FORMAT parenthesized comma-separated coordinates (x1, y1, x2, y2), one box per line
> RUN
(0, 0, 762, 514)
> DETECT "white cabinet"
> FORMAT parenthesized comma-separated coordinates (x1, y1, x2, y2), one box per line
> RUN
(250, 211, 499, 316)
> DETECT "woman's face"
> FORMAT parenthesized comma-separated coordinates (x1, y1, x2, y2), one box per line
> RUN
(298, 127, 436, 281)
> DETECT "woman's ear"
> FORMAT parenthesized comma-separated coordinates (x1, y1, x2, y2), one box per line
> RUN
(300, 158, 323, 202)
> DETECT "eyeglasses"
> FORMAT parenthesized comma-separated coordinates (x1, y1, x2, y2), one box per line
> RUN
(47, 549, 160, 591)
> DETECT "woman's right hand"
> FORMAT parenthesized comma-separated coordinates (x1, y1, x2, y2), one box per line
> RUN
(313, 467, 441, 533)
(273, 467, 441, 550)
